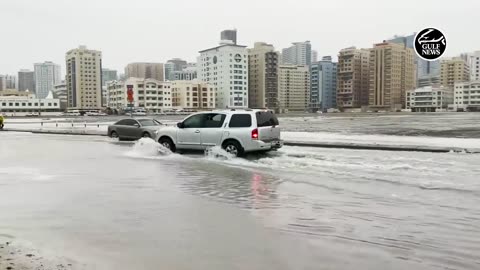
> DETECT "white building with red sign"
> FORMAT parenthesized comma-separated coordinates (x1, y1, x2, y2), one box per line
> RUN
(107, 78, 173, 113)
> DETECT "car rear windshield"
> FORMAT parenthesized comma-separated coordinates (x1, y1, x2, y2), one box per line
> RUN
(255, 111, 279, 127)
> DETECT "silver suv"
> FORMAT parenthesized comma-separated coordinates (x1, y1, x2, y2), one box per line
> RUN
(154, 109, 282, 156)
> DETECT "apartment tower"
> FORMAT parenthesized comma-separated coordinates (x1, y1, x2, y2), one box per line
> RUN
(440, 57, 470, 88)
(278, 65, 310, 112)
(66, 46, 103, 109)
(248, 42, 279, 109)
(337, 47, 370, 109)
(125, 63, 164, 81)
(368, 42, 415, 110)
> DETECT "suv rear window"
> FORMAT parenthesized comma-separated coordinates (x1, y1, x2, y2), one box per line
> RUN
(255, 111, 279, 127)
(229, 114, 252, 128)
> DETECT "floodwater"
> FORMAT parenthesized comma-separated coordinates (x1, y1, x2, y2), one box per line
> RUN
(1, 132, 480, 269)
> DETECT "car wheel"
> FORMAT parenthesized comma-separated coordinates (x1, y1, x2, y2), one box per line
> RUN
(222, 140, 243, 157)
(110, 131, 119, 138)
(159, 137, 176, 152)
(142, 132, 151, 138)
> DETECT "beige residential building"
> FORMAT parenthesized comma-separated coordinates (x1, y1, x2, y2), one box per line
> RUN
(337, 47, 370, 109)
(171, 80, 215, 110)
(368, 42, 415, 110)
(125, 62, 165, 81)
(248, 42, 279, 109)
(278, 65, 310, 112)
(107, 78, 172, 113)
(440, 58, 470, 88)
(66, 46, 103, 110)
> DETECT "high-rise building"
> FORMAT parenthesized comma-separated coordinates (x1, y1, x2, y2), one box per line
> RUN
(369, 42, 416, 110)
(173, 65, 197, 81)
(248, 42, 279, 109)
(388, 33, 440, 87)
(18, 70, 35, 92)
(34, 61, 62, 99)
(164, 62, 175, 81)
(171, 80, 215, 109)
(310, 56, 337, 111)
(465, 51, 480, 81)
(102, 69, 117, 107)
(102, 69, 118, 86)
(125, 63, 164, 81)
(337, 47, 370, 109)
(440, 57, 470, 88)
(282, 41, 312, 66)
(53, 81, 68, 110)
(4, 75, 16, 89)
(0, 76, 5, 91)
(278, 65, 310, 112)
(311, 50, 318, 63)
(220, 29, 237, 45)
(198, 42, 249, 109)
(167, 58, 188, 71)
(66, 46, 103, 109)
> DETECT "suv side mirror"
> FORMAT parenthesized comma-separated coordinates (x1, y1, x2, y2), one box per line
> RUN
(133, 123, 140, 128)
(177, 122, 184, 128)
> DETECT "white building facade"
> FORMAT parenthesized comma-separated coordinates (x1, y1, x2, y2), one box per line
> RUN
(0, 93, 60, 113)
(34, 61, 62, 99)
(107, 78, 172, 113)
(198, 43, 249, 109)
(406, 86, 453, 112)
(171, 80, 215, 110)
(451, 81, 480, 111)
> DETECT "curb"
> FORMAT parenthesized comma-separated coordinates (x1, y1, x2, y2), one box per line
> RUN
(2, 128, 477, 153)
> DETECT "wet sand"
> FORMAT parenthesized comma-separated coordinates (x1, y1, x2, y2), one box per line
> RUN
(0, 239, 79, 270)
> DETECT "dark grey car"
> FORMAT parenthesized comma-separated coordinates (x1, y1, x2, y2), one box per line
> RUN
(108, 118, 162, 140)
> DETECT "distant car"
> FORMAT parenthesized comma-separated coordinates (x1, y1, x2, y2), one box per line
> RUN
(86, 111, 108, 116)
(26, 112, 40, 117)
(61, 112, 81, 116)
(108, 118, 163, 140)
(132, 111, 147, 116)
(154, 109, 283, 157)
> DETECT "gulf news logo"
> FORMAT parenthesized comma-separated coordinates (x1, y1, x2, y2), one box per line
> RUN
(414, 28, 447, 61)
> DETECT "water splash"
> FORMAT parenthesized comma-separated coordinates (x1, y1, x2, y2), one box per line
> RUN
(204, 146, 235, 160)
(125, 138, 172, 159)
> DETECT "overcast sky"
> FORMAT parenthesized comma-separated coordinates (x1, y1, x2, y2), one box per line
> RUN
(1, 0, 478, 76)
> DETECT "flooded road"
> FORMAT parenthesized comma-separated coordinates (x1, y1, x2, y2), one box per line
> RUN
(1, 132, 480, 269)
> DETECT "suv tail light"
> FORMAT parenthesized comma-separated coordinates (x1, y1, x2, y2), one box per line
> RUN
(251, 128, 259, 140)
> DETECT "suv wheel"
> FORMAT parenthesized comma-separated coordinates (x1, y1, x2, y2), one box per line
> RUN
(142, 132, 151, 138)
(110, 131, 118, 138)
(222, 140, 243, 157)
(159, 137, 176, 152)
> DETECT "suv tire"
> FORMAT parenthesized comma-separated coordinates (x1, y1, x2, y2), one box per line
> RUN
(222, 140, 244, 157)
(159, 137, 176, 152)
